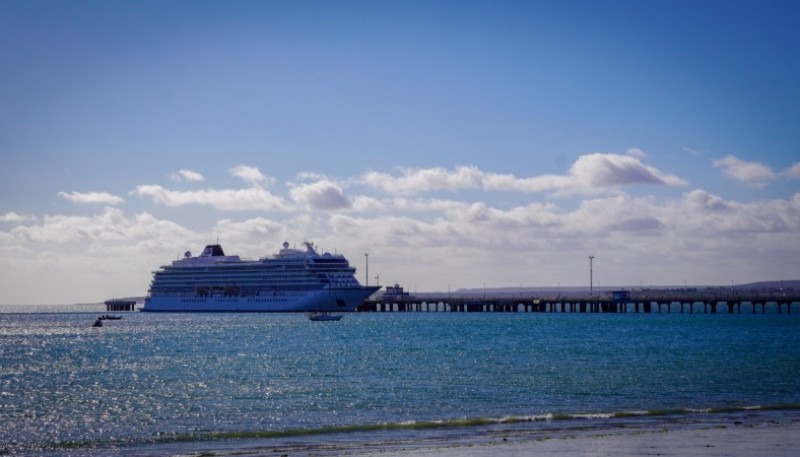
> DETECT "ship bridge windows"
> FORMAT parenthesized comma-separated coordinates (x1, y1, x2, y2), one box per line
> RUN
(309, 259, 349, 265)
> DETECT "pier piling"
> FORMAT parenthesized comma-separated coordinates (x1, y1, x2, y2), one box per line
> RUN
(358, 293, 799, 315)
(104, 299, 136, 312)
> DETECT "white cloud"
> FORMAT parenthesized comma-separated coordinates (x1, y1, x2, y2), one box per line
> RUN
(57, 191, 124, 205)
(3, 186, 800, 304)
(361, 153, 686, 196)
(0, 208, 206, 304)
(331, 190, 800, 290)
(171, 169, 205, 182)
(713, 157, 800, 185)
(683, 189, 730, 212)
(10, 207, 135, 243)
(132, 184, 288, 211)
(210, 217, 288, 255)
(289, 179, 351, 211)
(391, 197, 472, 214)
(713, 155, 776, 188)
(350, 195, 385, 213)
(566, 153, 686, 189)
(230, 165, 270, 186)
(683, 146, 702, 157)
(5, 156, 800, 304)
(0, 212, 27, 222)
(295, 171, 328, 182)
(626, 147, 647, 159)
(134, 164, 286, 211)
(782, 162, 800, 179)
(362, 165, 484, 195)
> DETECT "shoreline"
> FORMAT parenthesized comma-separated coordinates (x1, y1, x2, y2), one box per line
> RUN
(346, 419, 800, 457)
(137, 409, 800, 457)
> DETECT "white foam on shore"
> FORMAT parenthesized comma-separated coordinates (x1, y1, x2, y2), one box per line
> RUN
(348, 418, 800, 457)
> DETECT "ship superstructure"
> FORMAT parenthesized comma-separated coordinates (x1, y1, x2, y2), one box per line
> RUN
(142, 242, 379, 312)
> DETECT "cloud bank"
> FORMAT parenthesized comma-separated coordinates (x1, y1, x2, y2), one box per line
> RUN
(712, 155, 800, 187)
(58, 191, 124, 205)
(3, 150, 799, 304)
(362, 153, 687, 196)
(131, 185, 288, 211)
(132, 166, 287, 211)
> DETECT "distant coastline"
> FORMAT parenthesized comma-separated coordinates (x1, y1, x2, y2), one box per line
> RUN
(408, 279, 800, 299)
(61, 279, 800, 308)
(3, 281, 798, 309)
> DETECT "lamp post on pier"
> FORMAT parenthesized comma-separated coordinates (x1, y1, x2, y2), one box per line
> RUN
(365, 253, 369, 287)
(589, 255, 595, 297)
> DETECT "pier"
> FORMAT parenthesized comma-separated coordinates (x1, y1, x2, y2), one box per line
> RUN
(358, 293, 800, 314)
(104, 299, 136, 312)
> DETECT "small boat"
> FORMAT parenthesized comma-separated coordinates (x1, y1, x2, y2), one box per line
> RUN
(308, 312, 343, 321)
(92, 318, 103, 327)
(98, 315, 122, 320)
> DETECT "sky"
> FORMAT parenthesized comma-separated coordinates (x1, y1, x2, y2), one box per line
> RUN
(1, 0, 799, 305)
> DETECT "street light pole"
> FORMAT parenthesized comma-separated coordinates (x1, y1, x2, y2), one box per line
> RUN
(589, 255, 595, 296)
(365, 253, 369, 287)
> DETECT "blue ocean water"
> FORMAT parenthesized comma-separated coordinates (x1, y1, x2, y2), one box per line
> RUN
(1, 308, 799, 455)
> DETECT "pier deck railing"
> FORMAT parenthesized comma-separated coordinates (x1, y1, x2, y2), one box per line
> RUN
(359, 293, 800, 314)
(104, 299, 137, 312)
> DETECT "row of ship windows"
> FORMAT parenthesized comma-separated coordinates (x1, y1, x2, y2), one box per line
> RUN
(157, 275, 355, 282)
(159, 272, 356, 277)
(156, 279, 358, 288)
(156, 276, 356, 281)
(165, 266, 353, 273)
(153, 286, 337, 292)
(156, 274, 355, 282)
(154, 285, 358, 290)
(179, 298, 289, 303)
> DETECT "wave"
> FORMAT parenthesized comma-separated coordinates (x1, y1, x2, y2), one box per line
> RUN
(27, 402, 800, 454)
(611, 402, 800, 418)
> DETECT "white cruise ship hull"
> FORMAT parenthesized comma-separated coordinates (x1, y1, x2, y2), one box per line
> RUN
(141, 287, 379, 313)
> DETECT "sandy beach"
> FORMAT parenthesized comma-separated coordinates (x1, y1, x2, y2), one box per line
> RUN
(338, 419, 800, 457)
(211, 414, 800, 457)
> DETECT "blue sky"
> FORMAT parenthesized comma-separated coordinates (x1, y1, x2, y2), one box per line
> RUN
(1, 0, 799, 304)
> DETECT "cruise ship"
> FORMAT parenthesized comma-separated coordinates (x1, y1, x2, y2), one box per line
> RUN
(141, 242, 380, 312)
